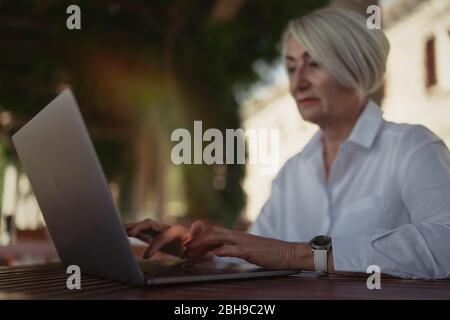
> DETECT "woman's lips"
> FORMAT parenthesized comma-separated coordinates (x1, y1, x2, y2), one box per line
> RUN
(298, 97, 319, 105)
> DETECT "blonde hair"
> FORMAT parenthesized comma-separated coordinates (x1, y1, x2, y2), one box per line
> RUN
(282, 7, 390, 96)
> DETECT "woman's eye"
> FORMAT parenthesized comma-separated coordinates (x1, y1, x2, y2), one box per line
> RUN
(287, 67, 296, 74)
(309, 61, 320, 68)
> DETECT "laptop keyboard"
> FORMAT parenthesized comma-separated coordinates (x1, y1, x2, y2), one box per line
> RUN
(138, 258, 258, 277)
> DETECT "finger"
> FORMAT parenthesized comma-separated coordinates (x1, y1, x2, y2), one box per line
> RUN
(143, 225, 188, 259)
(129, 219, 162, 237)
(185, 228, 231, 253)
(189, 220, 206, 237)
(185, 245, 247, 269)
(184, 240, 221, 260)
(213, 245, 247, 259)
(124, 222, 137, 232)
(203, 251, 216, 260)
(128, 220, 151, 236)
(183, 228, 240, 265)
(183, 232, 224, 262)
(135, 232, 153, 244)
(183, 248, 222, 269)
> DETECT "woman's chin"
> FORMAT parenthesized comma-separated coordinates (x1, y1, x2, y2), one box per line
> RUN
(298, 108, 322, 124)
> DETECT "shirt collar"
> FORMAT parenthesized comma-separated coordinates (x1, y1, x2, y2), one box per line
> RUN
(346, 99, 384, 149)
(302, 99, 384, 157)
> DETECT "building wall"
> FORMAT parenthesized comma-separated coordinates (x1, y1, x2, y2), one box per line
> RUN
(382, 0, 450, 144)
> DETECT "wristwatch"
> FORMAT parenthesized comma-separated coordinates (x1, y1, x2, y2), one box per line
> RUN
(310, 235, 332, 275)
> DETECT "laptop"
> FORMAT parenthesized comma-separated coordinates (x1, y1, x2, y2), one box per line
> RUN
(11, 89, 298, 286)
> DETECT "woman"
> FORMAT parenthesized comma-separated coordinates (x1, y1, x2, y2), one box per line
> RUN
(125, 8, 450, 279)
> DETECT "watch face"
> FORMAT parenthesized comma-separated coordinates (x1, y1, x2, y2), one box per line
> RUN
(310, 235, 331, 249)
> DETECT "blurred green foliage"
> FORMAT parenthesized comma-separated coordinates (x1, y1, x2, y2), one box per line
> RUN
(0, 0, 328, 227)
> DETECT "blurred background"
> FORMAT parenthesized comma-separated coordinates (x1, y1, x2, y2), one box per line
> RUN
(0, 0, 449, 266)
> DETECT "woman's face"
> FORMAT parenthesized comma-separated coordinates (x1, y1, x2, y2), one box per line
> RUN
(284, 35, 362, 127)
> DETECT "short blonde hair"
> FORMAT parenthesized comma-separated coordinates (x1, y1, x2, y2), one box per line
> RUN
(282, 7, 390, 96)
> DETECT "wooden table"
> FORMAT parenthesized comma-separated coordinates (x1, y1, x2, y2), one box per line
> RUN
(0, 263, 449, 300)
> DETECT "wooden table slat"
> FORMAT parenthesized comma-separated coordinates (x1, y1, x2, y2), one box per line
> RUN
(0, 263, 449, 299)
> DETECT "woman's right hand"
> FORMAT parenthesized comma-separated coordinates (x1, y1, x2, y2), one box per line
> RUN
(124, 219, 206, 259)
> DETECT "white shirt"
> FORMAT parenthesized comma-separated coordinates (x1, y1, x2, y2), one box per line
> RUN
(249, 100, 450, 279)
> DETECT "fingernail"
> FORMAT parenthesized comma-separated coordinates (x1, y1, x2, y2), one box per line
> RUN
(182, 237, 192, 246)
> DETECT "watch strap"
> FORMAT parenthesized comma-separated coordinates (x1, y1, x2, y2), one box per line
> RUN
(313, 249, 328, 274)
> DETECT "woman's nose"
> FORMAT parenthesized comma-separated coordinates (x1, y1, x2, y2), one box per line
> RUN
(291, 69, 310, 92)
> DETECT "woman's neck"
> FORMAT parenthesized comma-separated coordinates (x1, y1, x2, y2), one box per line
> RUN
(321, 98, 367, 178)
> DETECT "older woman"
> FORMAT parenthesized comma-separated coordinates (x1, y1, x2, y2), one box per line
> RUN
(126, 8, 450, 279)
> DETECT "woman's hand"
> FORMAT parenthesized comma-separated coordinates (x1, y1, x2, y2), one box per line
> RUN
(183, 226, 307, 270)
(124, 219, 207, 259)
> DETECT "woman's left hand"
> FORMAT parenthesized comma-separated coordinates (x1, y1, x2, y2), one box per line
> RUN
(183, 225, 306, 270)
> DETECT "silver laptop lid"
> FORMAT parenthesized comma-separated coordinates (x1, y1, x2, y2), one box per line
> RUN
(12, 89, 144, 285)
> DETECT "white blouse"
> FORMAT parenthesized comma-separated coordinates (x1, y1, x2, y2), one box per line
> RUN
(249, 100, 450, 279)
